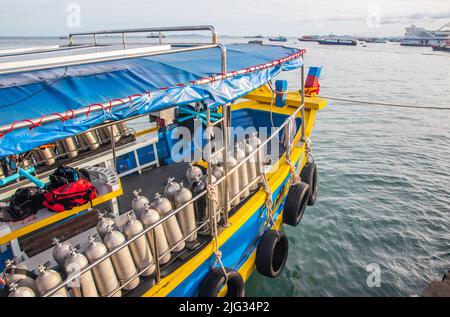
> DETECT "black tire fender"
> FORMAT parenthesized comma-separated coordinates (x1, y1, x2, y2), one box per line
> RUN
(198, 267, 245, 297)
(255, 230, 289, 278)
(283, 181, 310, 226)
(300, 162, 318, 206)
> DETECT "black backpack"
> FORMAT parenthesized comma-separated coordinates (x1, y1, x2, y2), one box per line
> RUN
(0, 187, 44, 222)
(48, 165, 90, 190)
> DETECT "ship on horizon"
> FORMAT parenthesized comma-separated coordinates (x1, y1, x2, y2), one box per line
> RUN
(401, 22, 450, 47)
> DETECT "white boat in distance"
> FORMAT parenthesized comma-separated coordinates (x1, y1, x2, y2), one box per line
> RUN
(401, 22, 450, 47)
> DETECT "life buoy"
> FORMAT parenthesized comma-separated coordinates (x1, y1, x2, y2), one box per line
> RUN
(255, 230, 289, 278)
(300, 162, 318, 206)
(198, 267, 245, 297)
(283, 182, 310, 226)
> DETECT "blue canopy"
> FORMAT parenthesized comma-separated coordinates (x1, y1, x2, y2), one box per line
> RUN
(0, 44, 304, 157)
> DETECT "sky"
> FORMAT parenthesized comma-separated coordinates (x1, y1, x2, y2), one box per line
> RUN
(0, 0, 449, 37)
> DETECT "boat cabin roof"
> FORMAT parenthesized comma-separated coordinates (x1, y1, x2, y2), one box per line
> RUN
(0, 30, 305, 158)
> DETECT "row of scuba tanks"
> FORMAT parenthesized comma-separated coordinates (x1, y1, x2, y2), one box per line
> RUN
(3, 133, 265, 297)
(30, 123, 132, 168)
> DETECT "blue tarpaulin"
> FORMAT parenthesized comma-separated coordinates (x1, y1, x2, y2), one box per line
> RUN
(0, 44, 304, 157)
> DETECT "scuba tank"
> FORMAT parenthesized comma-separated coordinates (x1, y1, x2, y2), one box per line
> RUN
(103, 226, 140, 291)
(117, 122, 132, 138)
(96, 211, 118, 239)
(235, 143, 249, 198)
(131, 189, 150, 219)
(151, 193, 185, 253)
(106, 125, 121, 143)
(35, 264, 68, 297)
(3, 259, 37, 293)
(191, 176, 207, 226)
(173, 183, 197, 242)
(140, 204, 171, 265)
(8, 283, 36, 297)
(51, 237, 72, 269)
(80, 131, 100, 151)
(249, 132, 263, 177)
(61, 137, 78, 158)
(85, 235, 121, 297)
(64, 246, 99, 297)
(242, 140, 258, 191)
(225, 154, 240, 207)
(211, 163, 226, 211)
(186, 163, 203, 186)
(38, 147, 56, 166)
(163, 177, 181, 204)
(123, 212, 154, 277)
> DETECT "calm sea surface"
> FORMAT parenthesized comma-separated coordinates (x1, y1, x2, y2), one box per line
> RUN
(1, 36, 449, 296)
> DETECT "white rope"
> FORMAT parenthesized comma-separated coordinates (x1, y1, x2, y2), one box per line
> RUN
(207, 184, 228, 280)
(260, 173, 279, 236)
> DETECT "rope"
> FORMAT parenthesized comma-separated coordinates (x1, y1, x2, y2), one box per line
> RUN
(208, 184, 227, 280)
(322, 96, 450, 111)
(260, 173, 279, 236)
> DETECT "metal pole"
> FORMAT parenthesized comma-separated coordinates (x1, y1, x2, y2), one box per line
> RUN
(151, 228, 161, 284)
(109, 124, 117, 172)
(300, 56, 306, 140)
(222, 104, 230, 225)
(206, 108, 215, 237)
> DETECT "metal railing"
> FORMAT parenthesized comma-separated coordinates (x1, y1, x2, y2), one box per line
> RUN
(68, 25, 218, 46)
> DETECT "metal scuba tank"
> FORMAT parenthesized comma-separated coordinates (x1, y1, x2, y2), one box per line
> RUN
(235, 143, 249, 198)
(140, 204, 171, 265)
(191, 176, 207, 225)
(249, 132, 263, 177)
(8, 283, 36, 297)
(51, 237, 72, 268)
(96, 211, 118, 239)
(151, 193, 185, 252)
(163, 177, 181, 204)
(61, 137, 78, 158)
(64, 246, 99, 297)
(123, 212, 154, 277)
(96, 127, 110, 145)
(85, 235, 121, 297)
(226, 154, 240, 207)
(117, 122, 132, 138)
(103, 226, 140, 291)
(186, 163, 203, 186)
(38, 147, 56, 166)
(3, 259, 37, 293)
(105, 125, 121, 143)
(35, 264, 68, 297)
(211, 163, 225, 210)
(241, 140, 258, 191)
(131, 189, 150, 219)
(173, 183, 197, 242)
(80, 131, 100, 151)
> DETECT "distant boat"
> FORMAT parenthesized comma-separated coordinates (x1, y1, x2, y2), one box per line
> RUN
(432, 45, 450, 52)
(268, 36, 287, 42)
(298, 36, 319, 42)
(147, 32, 166, 39)
(401, 22, 450, 47)
(244, 35, 264, 39)
(318, 37, 357, 46)
(248, 40, 263, 45)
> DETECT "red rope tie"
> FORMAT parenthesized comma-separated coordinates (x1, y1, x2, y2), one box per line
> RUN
(159, 86, 169, 91)
(23, 115, 45, 130)
(85, 103, 103, 117)
(0, 121, 18, 138)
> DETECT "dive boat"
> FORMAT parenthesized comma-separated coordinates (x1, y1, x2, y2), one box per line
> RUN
(0, 26, 326, 297)
(268, 36, 288, 42)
